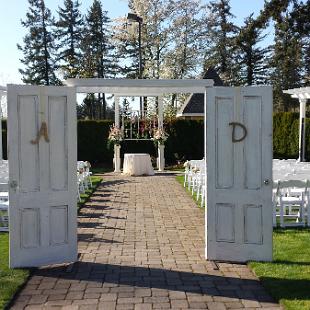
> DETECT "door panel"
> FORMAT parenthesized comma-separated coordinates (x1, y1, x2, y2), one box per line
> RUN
(206, 86, 273, 262)
(8, 85, 77, 268)
(215, 97, 234, 189)
(18, 96, 40, 192)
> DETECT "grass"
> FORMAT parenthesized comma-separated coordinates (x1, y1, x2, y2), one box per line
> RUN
(175, 174, 203, 208)
(0, 233, 29, 310)
(77, 175, 103, 211)
(89, 166, 113, 175)
(250, 228, 310, 310)
(0, 175, 102, 309)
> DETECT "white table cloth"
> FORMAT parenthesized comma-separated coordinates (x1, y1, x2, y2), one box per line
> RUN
(123, 153, 154, 176)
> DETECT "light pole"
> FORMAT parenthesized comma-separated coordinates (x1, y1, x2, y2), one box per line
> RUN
(127, 13, 143, 115)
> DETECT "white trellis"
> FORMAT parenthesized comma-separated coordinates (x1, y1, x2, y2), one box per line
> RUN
(283, 87, 310, 162)
(65, 78, 214, 172)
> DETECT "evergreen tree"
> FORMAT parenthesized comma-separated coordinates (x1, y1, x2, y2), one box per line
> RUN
(81, 0, 115, 119)
(271, 12, 303, 111)
(290, 0, 310, 85)
(236, 14, 270, 85)
(203, 0, 238, 85)
(18, 0, 58, 85)
(55, 0, 84, 79)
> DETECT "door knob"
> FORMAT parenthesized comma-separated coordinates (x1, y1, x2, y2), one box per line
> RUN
(264, 179, 270, 185)
(9, 180, 18, 193)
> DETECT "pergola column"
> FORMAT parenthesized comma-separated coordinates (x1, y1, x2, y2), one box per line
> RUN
(114, 95, 121, 172)
(157, 96, 165, 171)
(299, 98, 307, 162)
(0, 91, 5, 160)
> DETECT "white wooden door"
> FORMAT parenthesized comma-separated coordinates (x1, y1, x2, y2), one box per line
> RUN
(206, 86, 273, 262)
(8, 85, 77, 268)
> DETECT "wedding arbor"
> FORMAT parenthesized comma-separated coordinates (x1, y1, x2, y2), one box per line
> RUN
(65, 78, 214, 172)
(284, 87, 310, 162)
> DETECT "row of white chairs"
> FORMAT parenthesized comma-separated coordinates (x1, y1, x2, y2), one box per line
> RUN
(0, 181, 9, 232)
(183, 159, 206, 208)
(77, 161, 93, 202)
(273, 179, 310, 228)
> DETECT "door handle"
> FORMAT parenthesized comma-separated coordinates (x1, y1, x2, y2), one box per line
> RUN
(229, 122, 247, 143)
(264, 179, 270, 185)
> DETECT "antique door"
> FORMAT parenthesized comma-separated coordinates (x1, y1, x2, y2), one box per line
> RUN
(8, 85, 77, 268)
(206, 86, 273, 262)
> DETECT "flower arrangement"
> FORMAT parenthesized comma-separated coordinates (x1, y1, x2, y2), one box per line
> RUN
(108, 125, 123, 145)
(152, 128, 169, 145)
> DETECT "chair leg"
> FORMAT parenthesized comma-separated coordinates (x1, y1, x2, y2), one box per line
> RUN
(280, 200, 285, 228)
(272, 201, 277, 227)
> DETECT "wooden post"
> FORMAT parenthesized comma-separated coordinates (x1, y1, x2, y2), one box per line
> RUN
(158, 96, 163, 129)
(157, 96, 164, 171)
(115, 96, 120, 128)
(114, 144, 121, 173)
(158, 144, 165, 171)
(114, 96, 121, 172)
(299, 98, 307, 162)
(0, 93, 4, 160)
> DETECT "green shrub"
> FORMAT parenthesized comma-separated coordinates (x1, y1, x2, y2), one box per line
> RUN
(77, 120, 113, 163)
(0, 113, 309, 164)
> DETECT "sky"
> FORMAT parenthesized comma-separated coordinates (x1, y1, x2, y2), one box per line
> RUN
(0, 0, 270, 86)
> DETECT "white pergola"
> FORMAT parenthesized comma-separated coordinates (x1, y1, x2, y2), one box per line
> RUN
(0, 86, 6, 160)
(283, 87, 310, 162)
(65, 78, 214, 171)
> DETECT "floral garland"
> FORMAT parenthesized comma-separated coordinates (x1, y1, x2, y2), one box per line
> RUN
(152, 128, 169, 145)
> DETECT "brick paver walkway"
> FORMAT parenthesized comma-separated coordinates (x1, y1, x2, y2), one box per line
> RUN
(11, 173, 281, 309)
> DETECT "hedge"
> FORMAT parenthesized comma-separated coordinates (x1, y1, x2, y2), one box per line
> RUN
(0, 113, 309, 163)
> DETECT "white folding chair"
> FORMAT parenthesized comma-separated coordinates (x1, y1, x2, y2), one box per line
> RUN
(274, 179, 309, 228)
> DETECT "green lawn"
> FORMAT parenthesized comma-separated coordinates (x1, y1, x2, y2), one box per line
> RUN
(0, 175, 102, 309)
(250, 228, 310, 310)
(0, 233, 29, 310)
(78, 175, 103, 211)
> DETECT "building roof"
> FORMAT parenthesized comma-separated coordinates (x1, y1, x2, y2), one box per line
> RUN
(177, 68, 223, 116)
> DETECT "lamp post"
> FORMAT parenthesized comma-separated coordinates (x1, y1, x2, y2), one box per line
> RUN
(127, 13, 143, 115)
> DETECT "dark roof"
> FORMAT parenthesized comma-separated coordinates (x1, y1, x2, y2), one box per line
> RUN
(202, 67, 224, 86)
(181, 68, 224, 115)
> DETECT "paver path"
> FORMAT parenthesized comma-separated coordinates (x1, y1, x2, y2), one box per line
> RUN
(11, 173, 281, 309)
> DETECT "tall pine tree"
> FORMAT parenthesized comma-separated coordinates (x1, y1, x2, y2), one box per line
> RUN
(290, 0, 310, 85)
(18, 0, 58, 85)
(203, 0, 238, 85)
(81, 0, 115, 119)
(236, 14, 270, 85)
(55, 0, 84, 79)
(271, 12, 303, 111)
